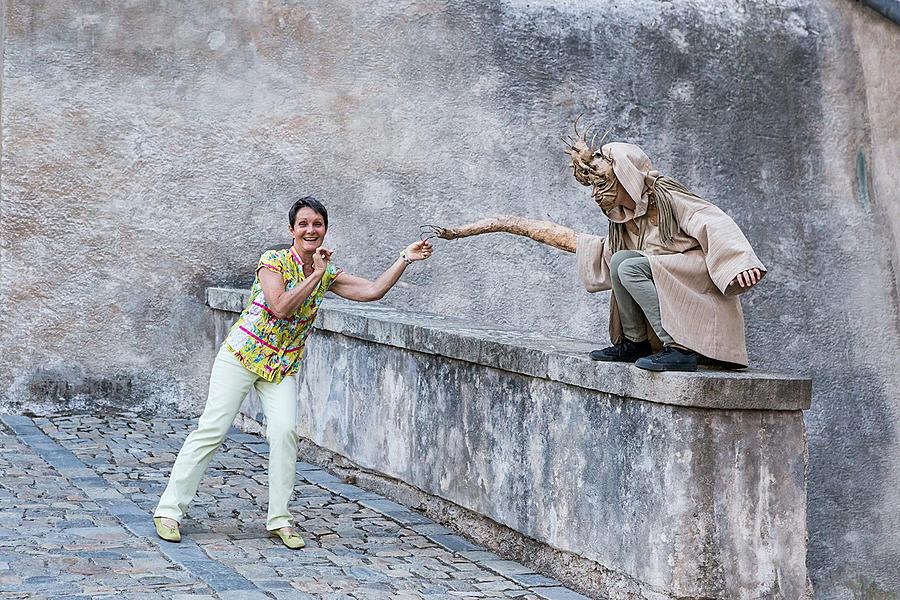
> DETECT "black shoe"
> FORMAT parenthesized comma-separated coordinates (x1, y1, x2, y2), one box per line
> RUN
(634, 346, 698, 372)
(590, 339, 652, 362)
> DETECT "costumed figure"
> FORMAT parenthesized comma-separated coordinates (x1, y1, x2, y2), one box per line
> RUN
(429, 121, 765, 372)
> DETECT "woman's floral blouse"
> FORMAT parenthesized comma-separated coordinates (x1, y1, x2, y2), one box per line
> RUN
(224, 247, 341, 383)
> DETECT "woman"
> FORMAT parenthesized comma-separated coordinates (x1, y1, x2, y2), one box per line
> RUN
(153, 196, 433, 548)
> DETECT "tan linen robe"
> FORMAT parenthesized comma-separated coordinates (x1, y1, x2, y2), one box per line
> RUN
(575, 143, 766, 367)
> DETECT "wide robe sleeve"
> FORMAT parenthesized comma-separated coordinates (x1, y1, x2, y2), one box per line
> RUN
(575, 233, 613, 292)
(674, 197, 767, 296)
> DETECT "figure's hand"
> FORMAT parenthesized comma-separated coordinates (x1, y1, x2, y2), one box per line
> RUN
(730, 268, 762, 289)
(435, 227, 458, 240)
(404, 240, 433, 261)
(313, 247, 333, 272)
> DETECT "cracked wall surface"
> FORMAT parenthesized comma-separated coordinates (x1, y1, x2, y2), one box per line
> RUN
(1, 1, 898, 597)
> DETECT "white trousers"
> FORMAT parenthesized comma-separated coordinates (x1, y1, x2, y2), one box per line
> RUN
(154, 347, 299, 530)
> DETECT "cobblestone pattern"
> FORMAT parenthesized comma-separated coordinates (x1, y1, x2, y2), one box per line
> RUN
(0, 417, 214, 599)
(0, 414, 591, 600)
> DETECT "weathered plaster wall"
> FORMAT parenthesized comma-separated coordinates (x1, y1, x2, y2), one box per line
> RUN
(1, 0, 898, 597)
(809, 4, 900, 598)
(848, 7, 900, 276)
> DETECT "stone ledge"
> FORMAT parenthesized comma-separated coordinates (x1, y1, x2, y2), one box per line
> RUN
(206, 287, 811, 411)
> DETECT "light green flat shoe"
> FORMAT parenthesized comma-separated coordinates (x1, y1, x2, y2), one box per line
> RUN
(153, 517, 181, 543)
(269, 527, 305, 549)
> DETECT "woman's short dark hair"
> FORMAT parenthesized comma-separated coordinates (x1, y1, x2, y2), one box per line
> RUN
(288, 196, 328, 229)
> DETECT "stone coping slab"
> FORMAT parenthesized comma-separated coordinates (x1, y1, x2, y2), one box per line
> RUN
(206, 287, 811, 411)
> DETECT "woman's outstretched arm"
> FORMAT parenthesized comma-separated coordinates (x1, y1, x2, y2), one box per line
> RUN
(330, 240, 433, 302)
(432, 215, 578, 253)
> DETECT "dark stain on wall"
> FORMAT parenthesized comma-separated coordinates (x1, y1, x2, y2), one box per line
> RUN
(24, 368, 182, 417)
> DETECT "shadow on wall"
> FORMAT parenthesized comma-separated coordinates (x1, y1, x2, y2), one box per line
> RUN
(861, 0, 900, 25)
(806, 363, 900, 600)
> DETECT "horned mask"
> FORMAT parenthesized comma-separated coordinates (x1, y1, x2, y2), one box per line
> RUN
(563, 118, 701, 252)
(562, 118, 618, 214)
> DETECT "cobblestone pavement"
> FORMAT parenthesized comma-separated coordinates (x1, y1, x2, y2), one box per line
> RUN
(0, 414, 590, 600)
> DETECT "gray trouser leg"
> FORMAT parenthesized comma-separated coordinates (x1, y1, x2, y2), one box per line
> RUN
(609, 250, 650, 342)
(610, 250, 675, 346)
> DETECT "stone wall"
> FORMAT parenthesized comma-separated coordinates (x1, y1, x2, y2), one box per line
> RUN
(209, 287, 811, 600)
(2, 1, 898, 596)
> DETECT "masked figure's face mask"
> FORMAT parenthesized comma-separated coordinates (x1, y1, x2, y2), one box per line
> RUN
(563, 124, 619, 215)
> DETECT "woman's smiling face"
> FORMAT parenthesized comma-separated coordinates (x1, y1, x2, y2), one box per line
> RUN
(290, 206, 327, 253)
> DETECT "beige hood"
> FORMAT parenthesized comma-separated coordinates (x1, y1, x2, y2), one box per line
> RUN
(601, 142, 654, 223)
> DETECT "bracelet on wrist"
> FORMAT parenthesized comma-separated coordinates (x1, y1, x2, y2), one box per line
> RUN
(399, 251, 414, 265)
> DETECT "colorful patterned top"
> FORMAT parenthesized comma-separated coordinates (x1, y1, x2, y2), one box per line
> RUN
(224, 246, 342, 383)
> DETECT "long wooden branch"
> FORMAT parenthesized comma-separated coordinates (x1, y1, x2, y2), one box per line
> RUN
(427, 215, 579, 253)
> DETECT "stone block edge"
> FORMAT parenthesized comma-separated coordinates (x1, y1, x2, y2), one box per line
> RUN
(206, 287, 811, 411)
